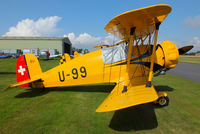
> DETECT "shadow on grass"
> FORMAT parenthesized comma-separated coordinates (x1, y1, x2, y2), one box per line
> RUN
(0, 72, 15, 74)
(15, 85, 174, 98)
(15, 84, 115, 98)
(14, 84, 172, 132)
(109, 103, 158, 131)
(154, 85, 174, 92)
(109, 85, 174, 131)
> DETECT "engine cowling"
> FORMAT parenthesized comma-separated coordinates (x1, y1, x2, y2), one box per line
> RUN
(155, 40, 179, 70)
(160, 40, 179, 69)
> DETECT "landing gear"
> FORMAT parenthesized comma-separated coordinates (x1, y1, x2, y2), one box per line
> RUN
(154, 92, 169, 107)
(157, 96, 169, 106)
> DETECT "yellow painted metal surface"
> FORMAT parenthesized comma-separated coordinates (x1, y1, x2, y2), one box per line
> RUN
(105, 4, 171, 40)
(155, 45, 165, 66)
(147, 28, 159, 83)
(7, 75, 41, 89)
(125, 34, 135, 86)
(74, 51, 81, 58)
(59, 53, 71, 65)
(160, 40, 179, 69)
(93, 45, 109, 48)
(158, 92, 168, 98)
(96, 83, 158, 112)
(25, 54, 42, 78)
(42, 50, 105, 87)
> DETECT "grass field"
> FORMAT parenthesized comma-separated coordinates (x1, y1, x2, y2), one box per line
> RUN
(0, 58, 200, 134)
(179, 56, 200, 64)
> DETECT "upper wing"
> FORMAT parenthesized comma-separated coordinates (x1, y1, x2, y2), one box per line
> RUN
(96, 82, 158, 112)
(104, 4, 171, 40)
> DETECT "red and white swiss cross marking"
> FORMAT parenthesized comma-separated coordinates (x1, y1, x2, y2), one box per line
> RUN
(18, 65, 26, 75)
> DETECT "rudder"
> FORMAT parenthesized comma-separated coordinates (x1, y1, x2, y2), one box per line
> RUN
(16, 54, 42, 87)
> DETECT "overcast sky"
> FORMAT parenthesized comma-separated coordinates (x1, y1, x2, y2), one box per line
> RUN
(0, 0, 200, 51)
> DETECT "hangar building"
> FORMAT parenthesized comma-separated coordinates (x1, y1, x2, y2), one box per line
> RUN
(0, 37, 72, 55)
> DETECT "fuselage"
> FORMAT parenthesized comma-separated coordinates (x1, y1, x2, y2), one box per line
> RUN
(40, 44, 158, 88)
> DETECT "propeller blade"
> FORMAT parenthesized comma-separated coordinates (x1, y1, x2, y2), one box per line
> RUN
(178, 45, 193, 55)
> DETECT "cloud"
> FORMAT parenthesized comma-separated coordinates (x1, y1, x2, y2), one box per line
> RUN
(183, 15, 200, 28)
(3, 16, 61, 36)
(65, 32, 101, 47)
(166, 37, 200, 52)
(103, 34, 117, 44)
(190, 37, 200, 51)
(65, 32, 200, 52)
(64, 32, 119, 50)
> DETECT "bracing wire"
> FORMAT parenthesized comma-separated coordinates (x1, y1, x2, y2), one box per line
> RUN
(128, 33, 155, 86)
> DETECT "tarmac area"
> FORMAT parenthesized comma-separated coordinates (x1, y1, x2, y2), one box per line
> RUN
(167, 63, 200, 83)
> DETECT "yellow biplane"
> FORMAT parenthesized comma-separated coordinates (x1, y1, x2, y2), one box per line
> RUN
(7, 4, 193, 112)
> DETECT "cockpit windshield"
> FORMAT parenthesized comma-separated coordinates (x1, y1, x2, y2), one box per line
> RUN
(102, 44, 128, 64)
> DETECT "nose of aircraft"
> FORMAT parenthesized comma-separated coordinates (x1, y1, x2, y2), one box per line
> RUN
(159, 40, 179, 69)
(154, 41, 193, 76)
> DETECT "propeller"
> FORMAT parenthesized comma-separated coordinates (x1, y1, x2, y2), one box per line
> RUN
(178, 45, 193, 55)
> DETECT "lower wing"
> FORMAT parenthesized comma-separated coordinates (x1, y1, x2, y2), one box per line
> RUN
(96, 82, 158, 112)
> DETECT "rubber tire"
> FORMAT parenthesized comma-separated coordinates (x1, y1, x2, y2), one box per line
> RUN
(157, 96, 169, 107)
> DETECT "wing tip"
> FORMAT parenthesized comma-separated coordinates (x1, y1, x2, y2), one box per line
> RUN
(4, 83, 20, 91)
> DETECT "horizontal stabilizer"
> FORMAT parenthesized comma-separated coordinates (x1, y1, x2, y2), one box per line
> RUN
(6, 76, 42, 90)
(96, 83, 158, 112)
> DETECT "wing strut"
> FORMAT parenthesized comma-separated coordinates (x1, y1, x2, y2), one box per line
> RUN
(146, 22, 160, 87)
(122, 27, 136, 93)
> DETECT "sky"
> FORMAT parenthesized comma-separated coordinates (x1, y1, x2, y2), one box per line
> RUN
(0, 0, 200, 51)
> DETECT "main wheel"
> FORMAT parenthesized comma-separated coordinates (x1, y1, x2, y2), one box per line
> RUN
(157, 96, 169, 106)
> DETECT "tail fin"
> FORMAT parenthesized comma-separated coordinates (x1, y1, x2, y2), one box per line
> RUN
(16, 54, 42, 87)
